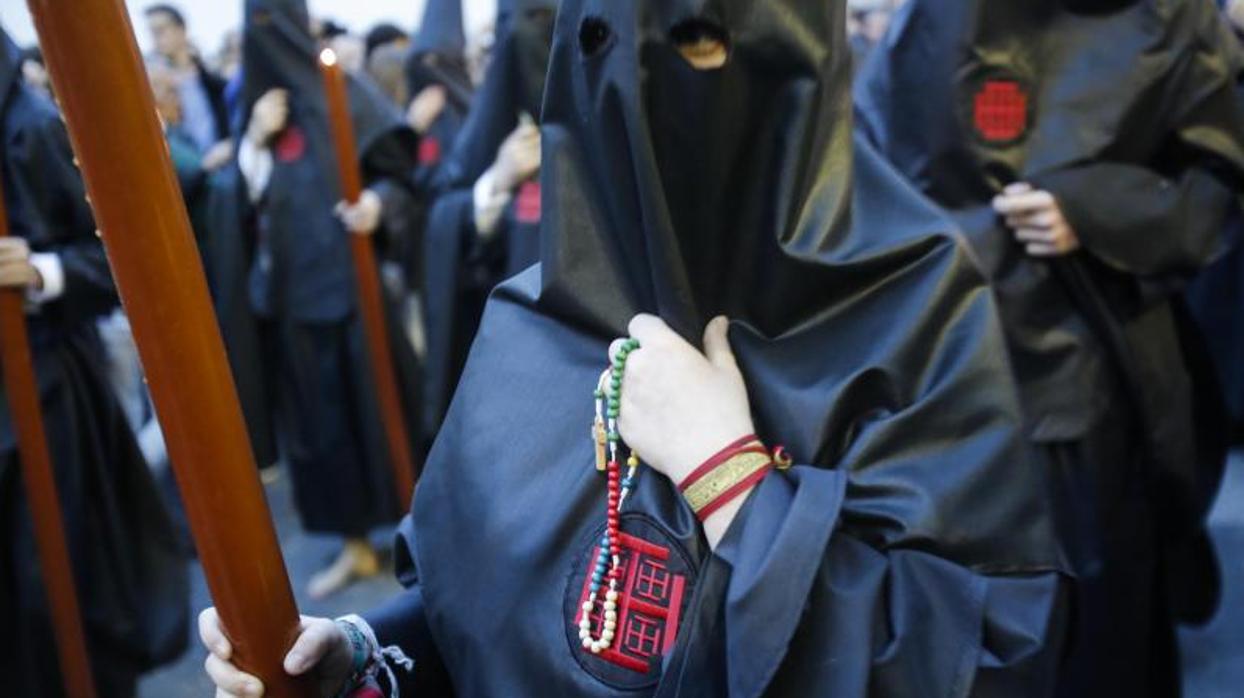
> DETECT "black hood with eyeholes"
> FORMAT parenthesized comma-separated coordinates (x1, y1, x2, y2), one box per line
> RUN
(436, 0, 558, 188)
(401, 0, 1064, 695)
(405, 0, 474, 110)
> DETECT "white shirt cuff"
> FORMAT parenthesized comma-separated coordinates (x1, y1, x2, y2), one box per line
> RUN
(27, 252, 65, 304)
(237, 136, 274, 202)
(473, 167, 513, 239)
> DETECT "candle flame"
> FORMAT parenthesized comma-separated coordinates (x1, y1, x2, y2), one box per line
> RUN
(319, 48, 338, 67)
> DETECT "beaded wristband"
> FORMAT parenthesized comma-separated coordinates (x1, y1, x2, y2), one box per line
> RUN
(333, 619, 373, 698)
(677, 435, 774, 521)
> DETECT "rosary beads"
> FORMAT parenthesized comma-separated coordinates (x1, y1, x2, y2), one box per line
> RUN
(578, 338, 641, 654)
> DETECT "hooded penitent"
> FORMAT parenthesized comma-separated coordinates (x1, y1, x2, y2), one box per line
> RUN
(0, 28, 188, 696)
(420, 0, 557, 440)
(238, 0, 423, 533)
(369, 1, 1068, 695)
(856, 0, 1244, 692)
(394, 0, 474, 292)
(242, 0, 419, 321)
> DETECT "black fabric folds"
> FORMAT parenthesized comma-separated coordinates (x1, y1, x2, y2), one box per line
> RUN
(855, 0, 1244, 584)
(380, 1, 1068, 696)
(419, 0, 556, 437)
(855, 0, 1244, 692)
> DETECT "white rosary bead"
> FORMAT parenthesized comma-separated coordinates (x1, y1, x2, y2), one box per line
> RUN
(605, 589, 619, 602)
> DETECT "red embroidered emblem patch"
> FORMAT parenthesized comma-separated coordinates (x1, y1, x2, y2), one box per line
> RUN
(274, 126, 307, 162)
(575, 532, 687, 674)
(515, 181, 541, 224)
(564, 515, 698, 689)
(973, 79, 1029, 144)
(418, 137, 441, 165)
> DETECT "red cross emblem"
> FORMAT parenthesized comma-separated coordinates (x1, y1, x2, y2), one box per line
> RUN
(573, 531, 688, 675)
(515, 181, 542, 225)
(973, 79, 1029, 144)
(417, 136, 441, 166)
(274, 126, 306, 163)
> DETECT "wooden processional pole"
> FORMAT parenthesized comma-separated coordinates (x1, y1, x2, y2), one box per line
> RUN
(318, 49, 418, 509)
(26, 0, 314, 695)
(0, 180, 97, 698)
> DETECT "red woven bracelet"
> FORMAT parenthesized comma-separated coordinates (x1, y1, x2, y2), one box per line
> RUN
(678, 435, 774, 521)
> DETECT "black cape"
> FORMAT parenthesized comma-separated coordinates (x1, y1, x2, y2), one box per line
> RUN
(855, 0, 1244, 691)
(240, 0, 423, 533)
(420, 0, 557, 440)
(0, 32, 188, 697)
(369, 1, 1068, 695)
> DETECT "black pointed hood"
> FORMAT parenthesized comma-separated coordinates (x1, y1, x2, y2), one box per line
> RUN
(405, 0, 473, 108)
(412, 0, 466, 56)
(536, 0, 855, 340)
(437, 0, 558, 186)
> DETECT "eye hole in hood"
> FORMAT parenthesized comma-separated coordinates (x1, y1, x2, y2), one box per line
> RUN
(578, 16, 613, 58)
(669, 18, 730, 70)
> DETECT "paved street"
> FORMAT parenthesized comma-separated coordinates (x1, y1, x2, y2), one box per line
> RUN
(141, 453, 1244, 696)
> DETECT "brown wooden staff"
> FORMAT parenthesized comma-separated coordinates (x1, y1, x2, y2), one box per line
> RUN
(0, 179, 97, 698)
(26, 1, 313, 695)
(319, 49, 417, 509)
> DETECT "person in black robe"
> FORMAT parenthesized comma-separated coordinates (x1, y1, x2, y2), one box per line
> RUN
(200, 1, 1071, 696)
(394, 0, 474, 291)
(0, 29, 189, 697)
(855, 1, 1244, 694)
(404, 0, 473, 186)
(362, 0, 479, 370)
(420, 0, 556, 443)
(238, 0, 423, 598)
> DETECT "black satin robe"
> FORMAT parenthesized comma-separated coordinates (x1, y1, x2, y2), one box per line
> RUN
(365, 1, 1069, 695)
(0, 35, 188, 697)
(855, 0, 1244, 694)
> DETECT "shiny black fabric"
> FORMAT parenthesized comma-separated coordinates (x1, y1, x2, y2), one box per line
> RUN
(855, 0, 1244, 693)
(420, 0, 556, 438)
(240, 0, 421, 533)
(0, 31, 189, 697)
(372, 1, 1068, 696)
